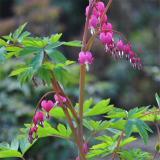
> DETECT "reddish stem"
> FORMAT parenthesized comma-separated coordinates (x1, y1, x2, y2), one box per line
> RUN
(152, 151, 158, 160)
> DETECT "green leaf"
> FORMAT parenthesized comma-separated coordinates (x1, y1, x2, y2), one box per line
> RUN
(63, 40, 83, 47)
(84, 99, 112, 117)
(0, 150, 22, 158)
(19, 46, 43, 56)
(99, 121, 111, 130)
(112, 131, 121, 141)
(119, 137, 137, 148)
(13, 22, 27, 40)
(45, 49, 66, 64)
(28, 50, 44, 70)
(83, 119, 94, 131)
(0, 139, 19, 151)
(18, 31, 31, 42)
(49, 33, 62, 43)
(45, 41, 64, 50)
(89, 120, 100, 131)
(128, 108, 138, 118)
(105, 108, 127, 119)
(55, 60, 75, 67)
(124, 118, 152, 145)
(37, 65, 52, 86)
(20, 129, 37, 155)
(155, 93, 160, 109)
(53, 66, 71, 89)
(9, 66, 30, 77)
(83, 98, 92, 114)
(0, 46, 7, 64)
(44, 61, 55, 70)
(2, 36, 15, 42)
(18, 67, 34, 86)
(57, 124, 67, 137)
(0, 39, 6, 46)
(124, 119, 134, 138)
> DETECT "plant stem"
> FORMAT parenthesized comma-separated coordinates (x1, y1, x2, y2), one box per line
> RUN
(112, 130, 125, 160)
(138, 111, 160, 119)
(86, 130, 104, 144)
(77, 1, 93, 159)
(21, 157, 25, 160)
(50, 75, 86, 160)
(155, 123, 160, 142)
(86, 29, 132, 51)
(152, 151, 158, 160)
(50, 135, 76, 144)
(55, 80, 79, 123)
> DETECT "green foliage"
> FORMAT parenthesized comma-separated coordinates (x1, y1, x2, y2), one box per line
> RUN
(45, 49, 66, 64)
(23, 121, 72, 138)
(20, 129, 37, 155)
(53, 66, 71, 89)
(124, 118, 153, 145)
(155, 93, 160, 109)
(117, 148, 152, 160)
(0, 129, 36, 158)
(80, 98, 113, 117)
(0, 46, 7, 64)
(17, 67, 34, 86)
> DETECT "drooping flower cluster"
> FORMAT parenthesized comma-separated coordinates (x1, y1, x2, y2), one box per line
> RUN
(28, 94, 67, 143)
(85, 1, 142, 70)
(28, 111, 43, 143)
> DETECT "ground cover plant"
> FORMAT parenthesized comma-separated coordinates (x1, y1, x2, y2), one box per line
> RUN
(0, 0, 160, 160)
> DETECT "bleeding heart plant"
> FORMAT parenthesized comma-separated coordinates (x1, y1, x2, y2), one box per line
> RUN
(0, 0, 159, 160)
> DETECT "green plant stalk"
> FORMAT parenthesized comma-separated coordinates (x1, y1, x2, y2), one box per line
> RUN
(112, 130, 125, 160)
(50, 77, 86, 160)
(77, 1, 93, 159)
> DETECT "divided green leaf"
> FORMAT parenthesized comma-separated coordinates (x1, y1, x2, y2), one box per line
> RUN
(53, 66, 71, 89)
(37, 65, 52, 86)
(45, 49, 66, 64)
(0, 46, 7, 64)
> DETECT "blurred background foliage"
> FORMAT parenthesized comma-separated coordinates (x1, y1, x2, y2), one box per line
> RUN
(0, 0, 159, 159)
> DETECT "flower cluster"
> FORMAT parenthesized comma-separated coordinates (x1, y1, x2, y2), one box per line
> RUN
(28, 94, 67, 143)
(85, 1, 142, 70)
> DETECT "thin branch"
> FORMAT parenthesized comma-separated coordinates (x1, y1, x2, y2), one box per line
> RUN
(155, 123, 160, 142)
(5, 44, 25, 49)
(86, 29, 131, 51)
(152, 151, 158, 160)
(138, 111, 160, 119)
(112, 130, 125, 160)
(86, 130, 104, 144)
(55, 81, 79, 123)
(49, 71, 86, 160)
(50, 135, 76, 145)
(21, 157, 25, 160)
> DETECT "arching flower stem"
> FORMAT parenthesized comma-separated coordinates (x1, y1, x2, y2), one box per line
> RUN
(86, 29, 132, 51)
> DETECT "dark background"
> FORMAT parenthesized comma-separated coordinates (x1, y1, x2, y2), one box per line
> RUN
(0, 0, 160, 159)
